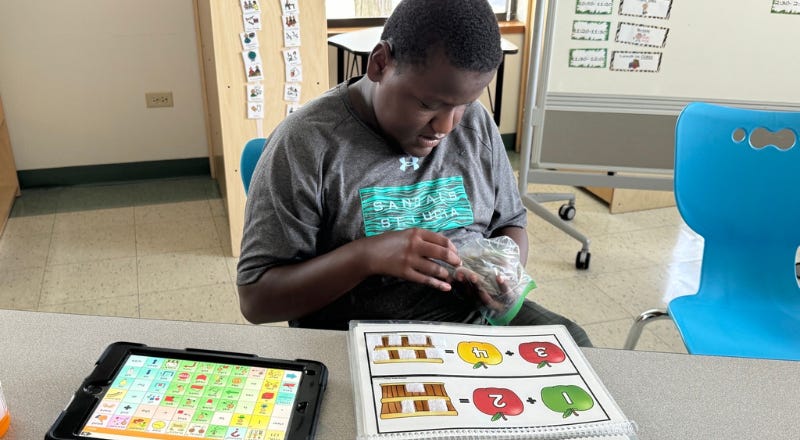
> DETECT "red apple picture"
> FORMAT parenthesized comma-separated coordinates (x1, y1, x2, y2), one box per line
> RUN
(472, 387, 524, 421)
(518, 341, 566, 368)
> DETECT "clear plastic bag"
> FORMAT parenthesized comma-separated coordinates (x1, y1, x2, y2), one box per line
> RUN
(448, 236, 537, 325)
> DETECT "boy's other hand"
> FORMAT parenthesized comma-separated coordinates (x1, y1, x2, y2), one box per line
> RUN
(451, 266, 512, 313)
(364, 228, 461, 291)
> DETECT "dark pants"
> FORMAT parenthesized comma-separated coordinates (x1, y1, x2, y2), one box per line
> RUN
(508, 300, 593, 347)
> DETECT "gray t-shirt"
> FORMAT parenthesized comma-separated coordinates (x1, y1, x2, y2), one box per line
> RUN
(238, 79, 526, 329)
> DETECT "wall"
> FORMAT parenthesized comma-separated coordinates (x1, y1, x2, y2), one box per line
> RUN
(0, 0, 526, 174)
(0, 0, 207, 171)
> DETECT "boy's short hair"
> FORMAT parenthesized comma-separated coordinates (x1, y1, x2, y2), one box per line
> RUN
(380, 0, 502, 73)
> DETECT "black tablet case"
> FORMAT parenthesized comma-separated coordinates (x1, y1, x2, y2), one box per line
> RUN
(46, 341, 327, 440)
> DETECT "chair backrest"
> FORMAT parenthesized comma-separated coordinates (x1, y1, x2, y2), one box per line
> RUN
(241, 137, 267, 195)
(675, 102, 800, 304)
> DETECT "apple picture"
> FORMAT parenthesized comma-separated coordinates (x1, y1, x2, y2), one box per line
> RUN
(457, 341, 503, 369)
(540, 385, 594, 418)
(472, 387, 524, 421)
(518, 341, 566, 368)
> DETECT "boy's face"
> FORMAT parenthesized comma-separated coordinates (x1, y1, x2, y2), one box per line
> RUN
(371, 50, 496, 157)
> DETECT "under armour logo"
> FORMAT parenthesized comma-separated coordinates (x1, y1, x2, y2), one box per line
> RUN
(399, 157, 420, 171)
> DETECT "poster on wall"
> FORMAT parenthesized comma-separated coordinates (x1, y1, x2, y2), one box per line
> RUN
(568, 48, 608, 68)
(243, 11, 262, 31)
(575, 0, 614, 14)
(247, 84, 264, 102)
(609, 51, 662, 72)
(240, 0, 261, 13)
(282, 47, 301, 66)
(619, 0, 673, 19)
(242, 50, 265, 82)
(247, 102, 265, 119)
(281, 0, 299, 14)
(771, 0, 800, 14)
(284, 29, 301, 47)
(615, 22, 669, 47)
(286, 64, 303, 82)
(284, 83, 301, 102)
(240, 31, 259, 50)
(572, 20, 611, 40)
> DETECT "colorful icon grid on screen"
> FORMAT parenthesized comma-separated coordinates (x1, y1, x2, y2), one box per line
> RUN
(80, 355, 302, 439)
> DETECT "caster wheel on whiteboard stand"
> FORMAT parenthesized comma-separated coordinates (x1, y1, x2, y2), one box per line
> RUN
(558, 204, 576, 221)
(575, 250, 591, 270)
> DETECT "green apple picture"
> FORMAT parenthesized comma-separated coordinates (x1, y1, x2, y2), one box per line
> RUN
(540, 385, 594, 418)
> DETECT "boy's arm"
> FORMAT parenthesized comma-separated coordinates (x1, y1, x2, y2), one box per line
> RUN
(492, 225, 528, 266)
(237, 228, 462, 324)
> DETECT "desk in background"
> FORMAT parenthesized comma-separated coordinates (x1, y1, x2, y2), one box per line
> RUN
(1, 309, 799, 439)
(327, 27, 519, 127)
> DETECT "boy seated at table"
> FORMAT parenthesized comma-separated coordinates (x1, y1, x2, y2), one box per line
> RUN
(237, 0, 591, 346)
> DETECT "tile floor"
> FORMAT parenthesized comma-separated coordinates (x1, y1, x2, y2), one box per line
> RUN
(0, 168, 727, 354)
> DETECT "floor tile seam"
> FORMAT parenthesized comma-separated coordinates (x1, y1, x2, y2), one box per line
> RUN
(54, 198, 137, 214)
(600, 224, 688, 241)
(134, 245, 227, 260)
(137, 280, 233, 297)
(50, 223, 138, 238)
(4, 213, 57, 236)
(0, 228, 54, 243)
(132, 212, 215, 226)
(133, 198, 215, 211)
(0, 262, 47, 273)
(36, 224, 57, 311)
(38, 292, 139, 307)
(45, 253, 139, 267)
(582, 316, 634, 327)
(533, 274, 593, 284)
(42, 255, 138, 269)
(580, 315, 636, 327)
(534, 266, 636, 283)
(134, 232, 142, 318)
(586, 270, 667, 318)
(52, 222, 137, 235)
(649, 327, 683, 351)
(134, 211, 142, 319)
(578, 276, 640, 319)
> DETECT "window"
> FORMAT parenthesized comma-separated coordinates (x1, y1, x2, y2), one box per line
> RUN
(326, 0, 516, 26)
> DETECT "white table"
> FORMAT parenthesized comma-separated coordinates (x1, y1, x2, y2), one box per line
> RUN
(1, 309, 798, 439)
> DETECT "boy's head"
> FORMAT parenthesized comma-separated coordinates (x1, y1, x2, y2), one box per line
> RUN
(363, 0, 502, 158)
(380, 0, 503, 73)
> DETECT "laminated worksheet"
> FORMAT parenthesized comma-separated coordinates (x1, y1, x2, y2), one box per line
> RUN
(348, 321, 638, 440)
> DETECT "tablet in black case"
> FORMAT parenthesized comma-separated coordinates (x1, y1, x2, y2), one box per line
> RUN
(46, 342, 328, 440)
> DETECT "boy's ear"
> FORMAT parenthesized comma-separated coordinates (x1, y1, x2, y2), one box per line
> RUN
(366, 40, 393, 81)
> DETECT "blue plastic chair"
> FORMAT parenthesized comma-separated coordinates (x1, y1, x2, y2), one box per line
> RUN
(625, 102, 800, 360)
(240, 138, 267, 195)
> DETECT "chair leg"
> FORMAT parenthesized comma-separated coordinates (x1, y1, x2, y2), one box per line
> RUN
(624, 309, 670, 350)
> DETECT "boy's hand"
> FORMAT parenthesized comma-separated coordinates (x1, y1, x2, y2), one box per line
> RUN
(363, 228, 461, 291)
(451, 266, 512, 313)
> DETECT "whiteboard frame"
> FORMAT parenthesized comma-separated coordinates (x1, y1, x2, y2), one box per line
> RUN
(519, 0, 673, 195)
(518, 0, 800, 194)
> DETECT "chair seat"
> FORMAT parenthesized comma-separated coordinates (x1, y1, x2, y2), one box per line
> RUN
(669, 295, 800, 361)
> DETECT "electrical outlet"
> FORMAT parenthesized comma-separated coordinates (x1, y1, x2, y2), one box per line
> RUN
(145, 92, 174, 108)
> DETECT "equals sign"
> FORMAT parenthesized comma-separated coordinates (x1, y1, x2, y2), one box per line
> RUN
(459, 398, 470, 404)
(444, 350, 454, 354)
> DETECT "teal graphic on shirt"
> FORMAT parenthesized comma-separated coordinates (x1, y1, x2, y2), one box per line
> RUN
(359, 176, 474, 236)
